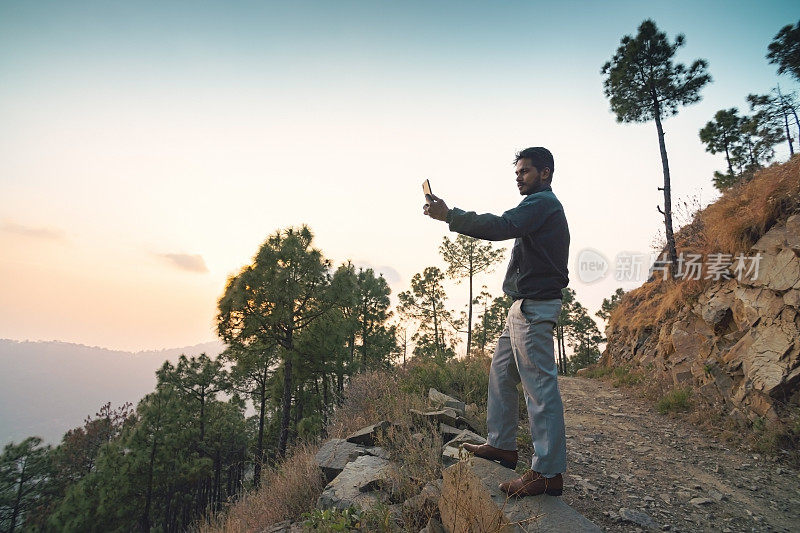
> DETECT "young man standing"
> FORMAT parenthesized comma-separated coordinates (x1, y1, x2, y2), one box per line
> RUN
(423, 146, 570, 497)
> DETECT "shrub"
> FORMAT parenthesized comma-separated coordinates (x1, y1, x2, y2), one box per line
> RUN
(301, 507, 363, 532)
(400, 354, 491, 408)
(656, 388, 692, 414)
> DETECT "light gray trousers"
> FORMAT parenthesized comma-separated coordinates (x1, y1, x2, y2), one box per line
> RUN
(486, 298, 566, 476)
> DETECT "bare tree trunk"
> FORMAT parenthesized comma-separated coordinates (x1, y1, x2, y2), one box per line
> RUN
(652, 98, 678, 277)
(253, 363, 268, 488)
(142, 428, 158, 532)
(777, 85, 795, 155)
(9, 457, 27, 533)
(466, 260, 474, 357)
(432, 298, 440, 358)
(724, 144, 734, 176)
(278, 330, 293, 458)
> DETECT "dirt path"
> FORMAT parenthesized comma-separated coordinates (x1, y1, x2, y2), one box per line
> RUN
(521, 377, 800, 532)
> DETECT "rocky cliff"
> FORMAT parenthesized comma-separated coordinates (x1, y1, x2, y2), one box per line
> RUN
(602, 158, 800, 423)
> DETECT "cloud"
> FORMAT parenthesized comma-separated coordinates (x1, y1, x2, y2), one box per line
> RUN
(1, 220, 66, 241)
(158, 253, 209, 273)
(353, 261, 402, 286)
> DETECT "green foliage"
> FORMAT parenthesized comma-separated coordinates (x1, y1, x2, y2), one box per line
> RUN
(557, 290, 605, 375)
(398, 266, 456, 362)
(401, 356, 490, 410)
(302, 506, 363, 531)
(601, 19, 711, 124)
(353, 266, 398, 370)
(595, 288, 625, 323)
(699, 108, 745, 178)
(47, 360, 248, 532)
(656, 388, 692, 414)
(217, 225, 332, 458)
(747, 90, 798, 156)
(611, 365, 644, 388)
(9, 225, 402, 531)
(767, 19, 800, 81)
(440, 235, 505, 356)
(712, 170, 742, 191)
(581, 365, 615, 379)
(602, 19, 711, 274)
(0, 437, 52, 533)
(472, 290, 512, 357)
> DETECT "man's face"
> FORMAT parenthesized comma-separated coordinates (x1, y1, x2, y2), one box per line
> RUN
(515, 159, 551, 195)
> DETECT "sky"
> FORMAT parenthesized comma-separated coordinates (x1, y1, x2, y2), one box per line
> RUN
(1, 0, 798, 352)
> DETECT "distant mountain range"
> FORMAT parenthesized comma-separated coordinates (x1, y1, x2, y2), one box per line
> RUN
(0, 339, 227, 445)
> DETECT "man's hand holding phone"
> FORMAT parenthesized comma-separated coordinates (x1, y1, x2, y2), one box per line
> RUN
(422, 179, 449, 221)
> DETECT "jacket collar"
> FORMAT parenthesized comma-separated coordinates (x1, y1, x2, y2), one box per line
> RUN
(528, 183, 552, 195)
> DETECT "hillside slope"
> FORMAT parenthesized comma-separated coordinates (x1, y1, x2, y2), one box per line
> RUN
(603, 156, 800, 424)
(0, 339, 226, 444)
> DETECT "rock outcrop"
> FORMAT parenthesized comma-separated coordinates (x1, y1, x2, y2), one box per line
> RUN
(439, 457, 601, 532)
(310, 388, 598, 532)
(604, 214, 800, 421)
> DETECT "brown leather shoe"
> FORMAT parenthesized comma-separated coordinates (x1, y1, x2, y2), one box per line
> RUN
(462, 443, 518, 469)
(499, 470, 563, 497)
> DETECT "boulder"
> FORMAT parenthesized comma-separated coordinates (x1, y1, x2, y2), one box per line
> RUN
(439, 423, 462, 442)
(411, 408, 461, 428)
(346, 421, 391, 446)
(439, 457, 601, 532)
(403, 479, 442, 526)
(317, 454, 393, 512)
(429, 388, 466, 414)
(314, 438, 390, 482)
(443, 429, 486, 449)
(441, 445, 463, 467)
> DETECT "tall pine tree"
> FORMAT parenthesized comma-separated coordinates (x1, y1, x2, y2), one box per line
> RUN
(602, 19, 711, 275)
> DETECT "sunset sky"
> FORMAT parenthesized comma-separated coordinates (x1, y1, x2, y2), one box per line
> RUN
(1, 1, 798, 352)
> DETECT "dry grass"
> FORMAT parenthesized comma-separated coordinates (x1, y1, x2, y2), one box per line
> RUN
(701, 157, 800, 255)
(610, 155, 800, 335)
(199, 442, 326, 533)
(203, 357, 494, 532)
(326, 370, 428, 439)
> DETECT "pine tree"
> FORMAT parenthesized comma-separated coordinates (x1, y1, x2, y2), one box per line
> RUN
(747, 90, 797, 156)
(398, 266, 455, 361)
(767, 20, 800, 81)
(354, 267, 395, 369)
(699, 108, 744, 178)
(217, 225, 331, 458)
(472, 289, 512, 356)
(596, 288, 626, 324)
(602, 19, 711, 276)
(565, 303, 604, 374)
(0, 438, 51, 533)
(439, 235, 505, 356)
(221, 342, 278, 488)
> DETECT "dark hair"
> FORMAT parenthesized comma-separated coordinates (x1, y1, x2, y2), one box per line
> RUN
(514, 147, 554, 179)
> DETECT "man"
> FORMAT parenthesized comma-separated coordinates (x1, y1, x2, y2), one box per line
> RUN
(423, 146, 569, 497)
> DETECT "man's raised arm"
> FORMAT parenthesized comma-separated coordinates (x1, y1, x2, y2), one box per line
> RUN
(425, 193, 560, 241)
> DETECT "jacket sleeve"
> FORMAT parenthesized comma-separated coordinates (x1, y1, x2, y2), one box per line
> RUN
(447, 195, 560, 241)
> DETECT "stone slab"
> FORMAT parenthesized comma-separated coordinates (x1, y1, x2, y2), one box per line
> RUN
(439, 457, 601, 532)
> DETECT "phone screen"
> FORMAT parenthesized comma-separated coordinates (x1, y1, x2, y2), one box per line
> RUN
(422, 179, 432, 203)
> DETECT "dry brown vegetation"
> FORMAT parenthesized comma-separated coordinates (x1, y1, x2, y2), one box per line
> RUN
(199, 442, 326, 533)
(202, 356, 492, 532)
(610, 155, 800, 334)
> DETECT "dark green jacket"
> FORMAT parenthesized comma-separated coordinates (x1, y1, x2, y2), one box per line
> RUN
(447, 184, 569, 300)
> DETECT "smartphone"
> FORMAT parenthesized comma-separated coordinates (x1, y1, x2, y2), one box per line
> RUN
(422, 179, 433, 206)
